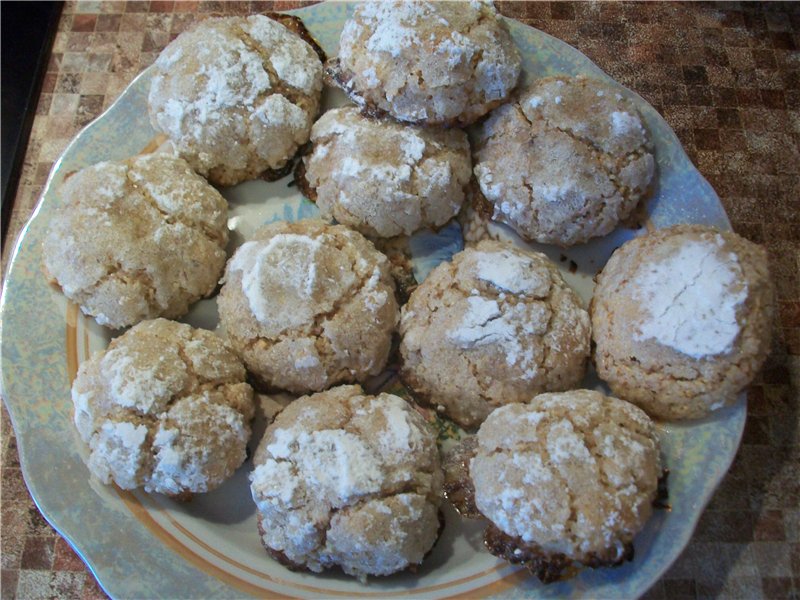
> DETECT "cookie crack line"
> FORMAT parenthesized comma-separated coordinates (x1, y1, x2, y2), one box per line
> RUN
(79, 261, 121, 300)
(539, 436, 581, 540)
(535, 288, 557, 379)
(237, 234, 384, 362)
(463, 352, 495, 398)
(231, 23, 308, 109)
(549, 122, 643, 200)
(260, 395, 437, 517)
(124, 168, 225, 247)
(515, 104, 643, 206)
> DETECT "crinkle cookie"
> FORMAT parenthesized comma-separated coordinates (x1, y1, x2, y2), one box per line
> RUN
(400, 240, 591, 428)
(473, 76, 655, 246)
(148, 14, 324, 186)
(470, 390, 661, 583)
(591, 224, 773, 420)
(217, 220, 399, 394)
(250, 384, 443, 580)
(327, 1, 521, 127)
(301, 107, 472, 238)
(42, 153, 228, 329)
(71, 319, 255, 498)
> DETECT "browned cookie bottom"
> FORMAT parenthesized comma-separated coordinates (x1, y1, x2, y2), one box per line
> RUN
(441, 436, 481, 519)
(265, 12, 326, 64)
(483, 525, 634, 584)
(293, 151, 316, 202)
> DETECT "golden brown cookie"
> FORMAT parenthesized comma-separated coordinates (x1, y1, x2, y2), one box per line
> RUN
(591, 224, 773, 420)
(303, 107, 472, 237)
(217, 220, 399, 394)
(148, 15, 323, 186)
(400, 239, 591, 428)
(473, 76, 655, 246)
(470, 390, 661, 582)
(249, 384, 443, 580)
(72, 319, 254, 497)
(327, 1, 521, 127)
(42, 153, 228, 329)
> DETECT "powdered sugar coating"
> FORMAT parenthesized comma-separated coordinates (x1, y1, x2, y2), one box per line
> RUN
(304, 107, 472, 237)
(250, 385, 442, 579)
(42, 153, 228, 329)
(592, 225, 774, 420)
(633, 237, 747, 358)
(218, 220, 399, 394)
(473, 76, 655, 246)
(332, 1, 521, 126)
(72, 319, 254, 496)
(400, 240, 591, 428)
(148, 15, 322, 186)
(470, 390, 660, 563)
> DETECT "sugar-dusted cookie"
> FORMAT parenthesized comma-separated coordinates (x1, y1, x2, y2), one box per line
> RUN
(217, 220, 399, 394)
(302, 107, 472, 237)
(470, 390, 661, 582)
(149, 14, 323, 186)
(72, 319, 254, 498)
(42, 153, 228, 329)
(400, 239, 591, 428)
(473, 76, 655, 246)
(591, 224, 773, 420)
(250, 384, 443, 580)
(327, 1, 521, 127)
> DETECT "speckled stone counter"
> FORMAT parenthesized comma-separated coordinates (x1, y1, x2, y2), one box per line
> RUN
(1, 2, 798, 599)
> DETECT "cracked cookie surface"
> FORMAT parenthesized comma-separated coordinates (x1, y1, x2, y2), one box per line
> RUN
(72, 319, 255, 497)
(217, 219, 399, 394)
(473, 76, 655, 246)
(591, 224, 773, 420)
(148, 14, 323, 186)
(303, 107, 472, 238)
(399, 239, 591, 428)
(328, 1, 521, 127)
(249, 384, 443, 580)
(470, 390, 660, 580)
(42, 153, 228, 329)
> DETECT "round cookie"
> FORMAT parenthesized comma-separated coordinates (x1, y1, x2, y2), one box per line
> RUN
(400, 239, 591, 428)
(470, 390, 661, 582)
(328, 1, 521, 127)
(148, 14, 323, 186)
(42, 153, 228, 329)
(591, 224, 773, 420)
(217, 220, 399, 394)
(71, 319, 255, 498)
(249, 384, 443, 579)
(473, 76, 655, 246)
(302, 107, 472, 238)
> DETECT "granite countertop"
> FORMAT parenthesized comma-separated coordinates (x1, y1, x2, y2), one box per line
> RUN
(1, 2, 797, 599)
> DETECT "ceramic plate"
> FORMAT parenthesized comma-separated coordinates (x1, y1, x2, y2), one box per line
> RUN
(1, 3, 745, 599)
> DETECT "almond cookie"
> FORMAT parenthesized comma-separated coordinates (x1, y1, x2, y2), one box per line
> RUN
(470, 390, 661, 582)
(473, 76, 655, 246)
(250, 384, 443, 580)
(327, 1, 521, 127)
(72, 319, 255, 498)
(217, 220, 399, 394)
(400, 239, 591, 428)
(42, 153, 228, 329)
(302, 107, 472, 238)
(591, 224, 773, 420)
(148, 14, 324, 186)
